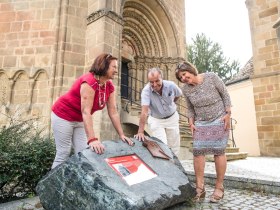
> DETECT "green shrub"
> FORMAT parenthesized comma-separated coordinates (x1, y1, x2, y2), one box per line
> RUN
(0, 118, 55, 202)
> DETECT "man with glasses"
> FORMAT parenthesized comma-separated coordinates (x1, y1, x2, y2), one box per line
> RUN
(134, 67, 182, 155)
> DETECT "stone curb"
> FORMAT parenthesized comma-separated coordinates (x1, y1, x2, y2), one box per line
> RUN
(186, 170, 280, 195)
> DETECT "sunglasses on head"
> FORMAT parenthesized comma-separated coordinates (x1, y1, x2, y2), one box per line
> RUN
(105, 53, 112, 60)
(176, 62, 192, 71)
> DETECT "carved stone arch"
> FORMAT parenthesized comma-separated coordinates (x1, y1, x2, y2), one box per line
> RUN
(124, 22, 152, 55)
(123, 10, 159, 56)
(29, 70, 49, 123)
(123, 17, 153, 55)
(11, 70, 26, 81)
(121, 0, 184, 70)
(122, 29, 145, 55)
(155, 0, 182, 56)
(29, 69, 49, 111)
(123, 1, 167, 57)
(127, 2, 167, 56)
(121, 37, 138, 59)
(7, 70, 29, 118)
(124, 0, 181, 57)
(30, 69, 49, 80)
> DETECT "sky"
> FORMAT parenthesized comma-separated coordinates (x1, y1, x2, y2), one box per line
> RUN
(185, 0, 252, 68)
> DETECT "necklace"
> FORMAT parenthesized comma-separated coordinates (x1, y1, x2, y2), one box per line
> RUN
(98, 82, 106, 108)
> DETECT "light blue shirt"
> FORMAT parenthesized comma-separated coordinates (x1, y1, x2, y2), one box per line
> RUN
(141, 80, 182, 119)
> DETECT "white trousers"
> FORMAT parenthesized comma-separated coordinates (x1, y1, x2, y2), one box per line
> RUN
(147, 111, 180, 155)
(51, 112, 87, 169)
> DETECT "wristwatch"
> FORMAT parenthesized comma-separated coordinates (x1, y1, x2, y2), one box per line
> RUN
(226, 111, 231, 115)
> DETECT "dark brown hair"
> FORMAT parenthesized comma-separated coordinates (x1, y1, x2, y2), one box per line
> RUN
(175, 61, 198, 82)
(89, 53, 117, 76)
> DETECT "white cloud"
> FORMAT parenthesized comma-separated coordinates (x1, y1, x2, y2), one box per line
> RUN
(185, 0, 252, 67)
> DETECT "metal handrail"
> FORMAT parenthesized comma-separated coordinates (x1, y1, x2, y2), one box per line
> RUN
(229, 118, 237, 147)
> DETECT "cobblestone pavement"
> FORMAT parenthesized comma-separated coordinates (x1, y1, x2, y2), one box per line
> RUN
(1, 185, 279, 210)
(171, 184, 280, 210)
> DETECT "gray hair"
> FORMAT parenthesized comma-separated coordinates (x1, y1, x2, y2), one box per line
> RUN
(147, 67, 163, 78)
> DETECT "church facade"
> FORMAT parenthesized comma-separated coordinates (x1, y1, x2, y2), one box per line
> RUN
(0, 0, 279, 156)
(0, 0, 186, 140)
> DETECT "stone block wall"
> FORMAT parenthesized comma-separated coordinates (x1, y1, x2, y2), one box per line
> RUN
(0, 1, 59, 127)
(0, 0, 186, 141)
(246, 0, 280, 156)
(0, 0, 88, 130)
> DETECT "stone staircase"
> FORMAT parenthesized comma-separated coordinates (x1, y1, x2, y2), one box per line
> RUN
(206, 145, 248, 161)
(179, 118, 192, 148)
(188, 142, 248, 162)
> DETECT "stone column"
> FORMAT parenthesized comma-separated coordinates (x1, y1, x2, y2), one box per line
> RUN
(87, 0, 124, 140)
(127, 62, 136, 101)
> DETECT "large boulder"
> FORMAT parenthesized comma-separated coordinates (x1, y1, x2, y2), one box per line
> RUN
(36, 137, 195, 210)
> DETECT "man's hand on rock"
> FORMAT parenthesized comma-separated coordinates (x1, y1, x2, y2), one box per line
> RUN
(134, 132, 146, 142)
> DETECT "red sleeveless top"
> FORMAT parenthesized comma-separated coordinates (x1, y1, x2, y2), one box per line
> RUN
(52, 72, 115, 122)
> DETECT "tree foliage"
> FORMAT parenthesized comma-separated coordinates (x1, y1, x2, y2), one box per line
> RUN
(187, 33, 240, 82)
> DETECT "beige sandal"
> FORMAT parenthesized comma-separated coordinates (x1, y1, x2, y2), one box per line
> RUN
(193, 186, 206, 202)
(210, 187, 224, 203)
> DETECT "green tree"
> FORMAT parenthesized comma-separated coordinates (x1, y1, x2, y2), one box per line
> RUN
(187, 33, 240, 82)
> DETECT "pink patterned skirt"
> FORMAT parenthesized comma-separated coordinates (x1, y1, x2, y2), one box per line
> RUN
(192, 119, 229, 156)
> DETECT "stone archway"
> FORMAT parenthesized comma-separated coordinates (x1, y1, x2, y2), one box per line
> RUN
(121, 0, 185, 102)
(119, 0, 186, 136)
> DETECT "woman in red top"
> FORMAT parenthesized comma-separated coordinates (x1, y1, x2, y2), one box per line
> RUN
(51, 53, 134, 169)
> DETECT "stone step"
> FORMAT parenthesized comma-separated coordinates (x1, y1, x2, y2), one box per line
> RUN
(130, 110, 141, 116)
(180, 135, 192, 141)
(225, 147, 240, 153)
(130, 105, 141, 110)
(179, 121, 189, 125)
(180, 140, 192, 148)
(189, 147, 240, 153)
(180, 130, 189, 134)
(206, 152, 248, 162)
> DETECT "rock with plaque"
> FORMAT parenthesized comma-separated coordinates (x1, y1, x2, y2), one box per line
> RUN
(36, 137, 195, 210)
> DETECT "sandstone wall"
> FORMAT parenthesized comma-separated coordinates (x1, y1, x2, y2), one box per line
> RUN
(246, 0, 280, 156)
(0, 0, 186, 140)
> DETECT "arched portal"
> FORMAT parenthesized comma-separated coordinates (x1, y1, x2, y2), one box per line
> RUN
(120, 0, 185, 102)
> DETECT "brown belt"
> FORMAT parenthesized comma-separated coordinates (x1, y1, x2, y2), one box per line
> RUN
(161, 111, 175, 119)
